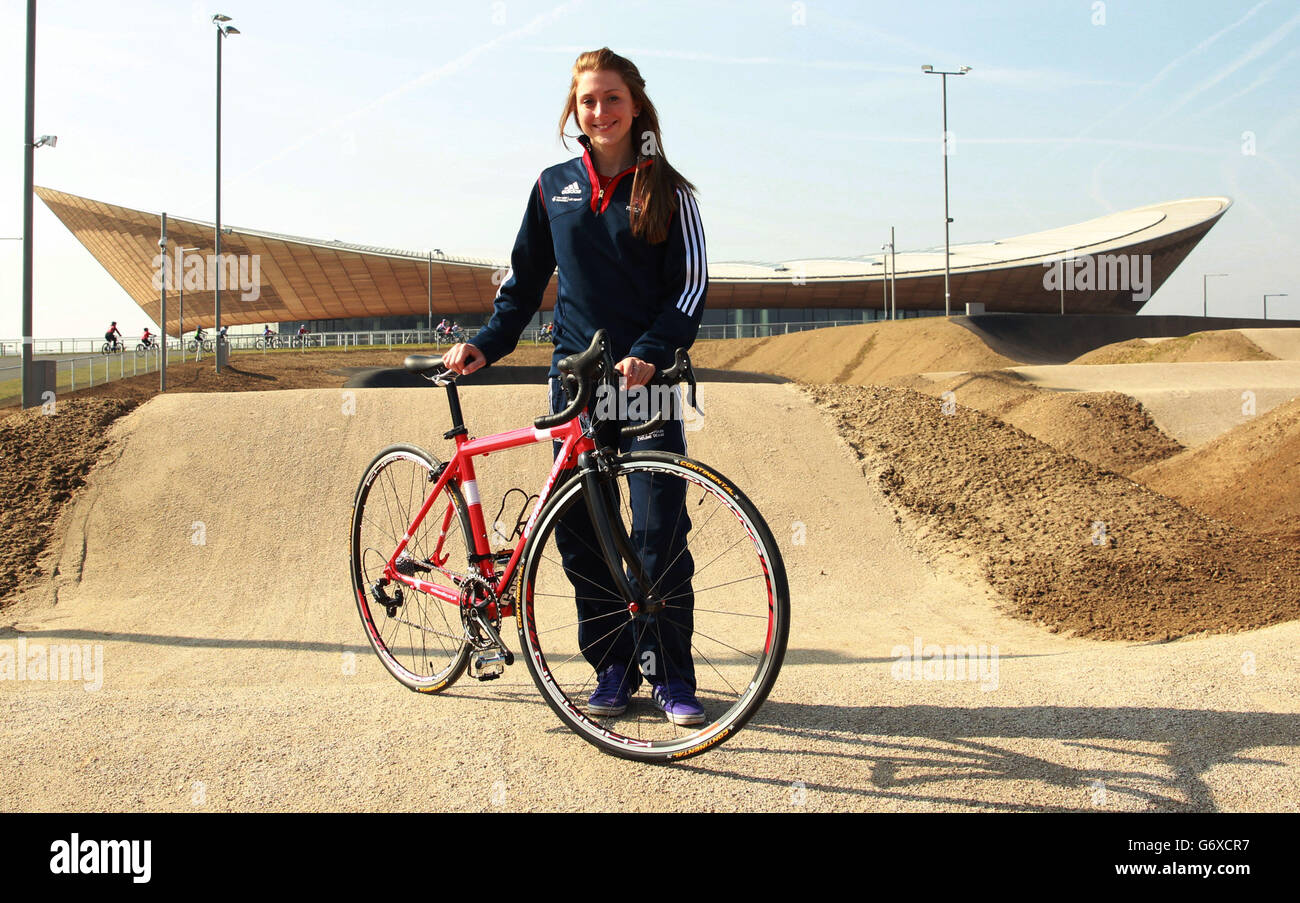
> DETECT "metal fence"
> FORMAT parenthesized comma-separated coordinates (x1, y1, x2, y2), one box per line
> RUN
(0, 345, 170, 405)
(3, 318, 878, 358)
(1, 319, 882, 404)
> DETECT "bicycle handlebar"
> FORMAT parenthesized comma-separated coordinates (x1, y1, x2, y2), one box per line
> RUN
(405, 331, 701, 441)
(532, 331, 610, 430)
(531, 330, 701, 438)
(619, 347, 701, 440)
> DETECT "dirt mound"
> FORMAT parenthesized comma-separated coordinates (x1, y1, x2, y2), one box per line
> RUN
(0, 345, 563, 605)
(885, 370, 1183, 475)
(1131, 396, 1300, 548)
(689, 318, 1020, 382)
(803, 383, 1300, 640)
(1072, 330, 1276, 365)
(1239, 328, 1300, 360)
(0, 397, 138, 602)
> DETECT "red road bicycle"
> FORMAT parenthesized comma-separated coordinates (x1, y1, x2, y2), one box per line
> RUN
(349, 330, 789, 761)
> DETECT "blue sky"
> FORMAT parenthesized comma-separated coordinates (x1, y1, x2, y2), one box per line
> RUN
(2, 0, 1298, 337)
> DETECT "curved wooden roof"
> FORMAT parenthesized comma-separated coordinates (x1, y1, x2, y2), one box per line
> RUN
(36, 186, 1230, 332)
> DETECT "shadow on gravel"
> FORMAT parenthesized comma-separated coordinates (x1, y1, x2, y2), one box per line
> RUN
(680, 701, 1298, 812)
(475, 687, 1293, 811)
(781, 648, 1059, 666)
(0, 626, 370, 655)
(341, 366, 787, 388)
(5, 626, 1286, 811)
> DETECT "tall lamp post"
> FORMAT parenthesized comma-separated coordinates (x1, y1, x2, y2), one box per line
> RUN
(883, 244, 894, 320)
(1264, 294, 1287, 320)
(213, 14, 239, 373)
(159, 215, 167, 390)
(889, 227, 897, 320)
(922, 64, 971, 318)
(1202, 273, 1227, 317)
(21, 0, 58, 407)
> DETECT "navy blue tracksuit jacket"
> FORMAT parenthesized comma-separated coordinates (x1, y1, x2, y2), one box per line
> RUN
(471, 135, 708, 691)
(469, 133, 708, 377)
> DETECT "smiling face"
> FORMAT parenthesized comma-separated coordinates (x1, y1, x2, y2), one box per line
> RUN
(575, 69, 641, 164)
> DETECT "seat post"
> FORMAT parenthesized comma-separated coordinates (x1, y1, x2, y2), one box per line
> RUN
(444, 382, 467, 439)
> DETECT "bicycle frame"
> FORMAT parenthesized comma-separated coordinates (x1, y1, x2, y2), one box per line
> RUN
(378, 410, 596, 621)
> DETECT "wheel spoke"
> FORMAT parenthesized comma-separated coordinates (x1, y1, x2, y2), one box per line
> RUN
(351, 448, 471, 691)
(520, 458, 788, 759)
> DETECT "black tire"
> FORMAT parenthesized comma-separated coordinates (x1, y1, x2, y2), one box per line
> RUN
(350, 444, 473, 693)
(516, 451, 790, 762)
(101, 342, 111, 355)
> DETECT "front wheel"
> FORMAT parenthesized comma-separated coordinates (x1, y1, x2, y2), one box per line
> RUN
(517, 451, 790, 762)
(350, 444, 474, 693)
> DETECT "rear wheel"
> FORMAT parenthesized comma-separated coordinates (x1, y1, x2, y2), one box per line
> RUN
(517, 451, 789, 761)
(350, 444, 473, 692)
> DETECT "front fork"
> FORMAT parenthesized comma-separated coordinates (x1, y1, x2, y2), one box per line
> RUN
(577, 450, 660, 616)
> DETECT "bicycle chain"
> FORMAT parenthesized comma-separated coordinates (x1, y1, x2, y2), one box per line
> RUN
(384, 612, 464, 644)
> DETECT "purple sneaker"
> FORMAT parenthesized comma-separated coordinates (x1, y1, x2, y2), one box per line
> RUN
(587, 663, 640, 717)
(651, 680, 706, 726)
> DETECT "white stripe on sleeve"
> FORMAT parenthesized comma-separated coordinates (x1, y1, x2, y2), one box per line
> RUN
(674, 188, 707, 317)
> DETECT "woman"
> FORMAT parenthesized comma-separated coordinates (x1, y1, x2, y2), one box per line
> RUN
(443, 47, 708, 725)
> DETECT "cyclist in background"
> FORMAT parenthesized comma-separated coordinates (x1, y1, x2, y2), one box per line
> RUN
(105, 321, 123, 351)
(140, 327, 153, 348)
(193, 326, 206, 348)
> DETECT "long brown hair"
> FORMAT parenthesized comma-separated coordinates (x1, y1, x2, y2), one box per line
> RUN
(558, 47, 696, 245)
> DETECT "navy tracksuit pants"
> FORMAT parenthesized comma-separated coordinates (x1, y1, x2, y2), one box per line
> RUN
(548, 378, 697, 691)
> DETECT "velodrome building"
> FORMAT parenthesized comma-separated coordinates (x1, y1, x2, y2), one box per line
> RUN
(35, 187, 1231, 334)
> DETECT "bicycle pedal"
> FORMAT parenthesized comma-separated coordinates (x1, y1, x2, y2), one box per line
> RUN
(469, 649, 508, 681)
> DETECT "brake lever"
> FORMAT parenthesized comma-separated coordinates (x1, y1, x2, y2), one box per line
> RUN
(662, 348, 703, 416)
(683, 358, 702, 416)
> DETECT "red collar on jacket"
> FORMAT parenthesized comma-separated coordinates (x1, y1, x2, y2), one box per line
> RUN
(578, 133, 653, 214)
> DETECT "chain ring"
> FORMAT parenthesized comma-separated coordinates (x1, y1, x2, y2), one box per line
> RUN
(458, 573, 501, 650)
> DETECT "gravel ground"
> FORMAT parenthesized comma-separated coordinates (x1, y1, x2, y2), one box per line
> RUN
(3, 380, 1298, 812)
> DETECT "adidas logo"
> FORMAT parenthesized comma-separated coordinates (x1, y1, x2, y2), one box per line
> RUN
(561, 181, 582, 195)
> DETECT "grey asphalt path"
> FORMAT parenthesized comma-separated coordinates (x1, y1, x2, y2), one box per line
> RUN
(2, 383, 1297, 811)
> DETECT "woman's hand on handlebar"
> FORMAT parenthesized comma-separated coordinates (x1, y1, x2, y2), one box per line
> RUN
(443, 342, 486, 376)
(615, 356, 655, 389)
